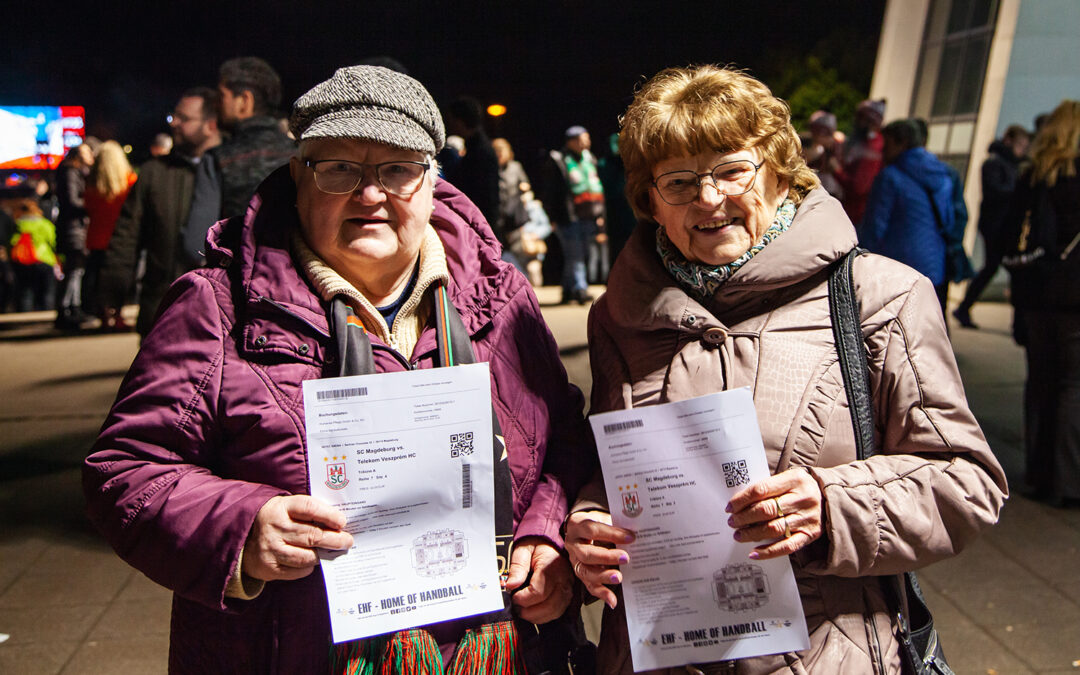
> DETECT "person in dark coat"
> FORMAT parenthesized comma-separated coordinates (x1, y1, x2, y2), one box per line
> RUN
(953, 124, 1032, 328)
(443, 97, 502, 242)
(98, 87, 221, 336)
(597, 133, 636, 268)
(1006, 100, 1080, 506)
(181, 57, 295, 267)
(54, 140, 96, 328)
(84, 65, 593, 674)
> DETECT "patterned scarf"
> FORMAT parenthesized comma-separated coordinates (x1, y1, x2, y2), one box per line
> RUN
(328, 288, 525, 675)
(656, 198, 796, 302)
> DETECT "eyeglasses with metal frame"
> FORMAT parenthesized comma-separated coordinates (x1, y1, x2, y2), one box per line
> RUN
(652, 159, 764, 205)
(303, 158, 432, 196)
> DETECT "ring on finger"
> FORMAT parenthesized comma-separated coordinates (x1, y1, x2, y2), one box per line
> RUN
(781, 515, 792, 539)
(773, 496, 784, 518)
(573, 560, 584, 577)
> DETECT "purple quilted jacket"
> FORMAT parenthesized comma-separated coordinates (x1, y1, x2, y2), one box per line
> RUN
(83, 167, 595, 672)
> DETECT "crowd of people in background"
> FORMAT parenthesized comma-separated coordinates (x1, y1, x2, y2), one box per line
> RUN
(0, 62, 1066, 332)
(800, 96, 1080, 508)
(0, 56, 643, 325)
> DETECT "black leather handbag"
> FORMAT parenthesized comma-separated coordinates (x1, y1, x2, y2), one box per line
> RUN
(828, 248, 955, 675)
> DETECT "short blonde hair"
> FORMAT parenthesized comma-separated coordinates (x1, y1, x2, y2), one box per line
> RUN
(619, 65, 819, 220)
(91, 141, 134, 200)
(1030, 100, 1080, 187)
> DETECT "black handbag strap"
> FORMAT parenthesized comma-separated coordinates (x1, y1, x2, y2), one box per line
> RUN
(828, 248, 875, 459)
(828, 248, 949, 674)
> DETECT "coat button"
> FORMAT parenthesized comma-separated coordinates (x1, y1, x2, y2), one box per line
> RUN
(702, 327, 727, 345)
(254, 335, 268, 347)
(686, 315, 697, 326)
(298, 344, 310, 355)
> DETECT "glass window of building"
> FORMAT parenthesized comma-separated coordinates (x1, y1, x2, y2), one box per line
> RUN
(911, 0, 999, 176)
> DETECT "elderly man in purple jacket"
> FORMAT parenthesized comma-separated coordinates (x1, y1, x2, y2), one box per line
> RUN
(84, 65, 594, 673)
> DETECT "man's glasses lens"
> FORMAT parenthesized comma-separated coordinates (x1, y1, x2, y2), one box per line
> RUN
(655, 159, 760, 205)
(310, 160, 428, 195)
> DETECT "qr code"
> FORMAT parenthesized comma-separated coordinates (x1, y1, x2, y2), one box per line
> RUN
(722, 460, 750, 488)
(449, 432, 474, 457)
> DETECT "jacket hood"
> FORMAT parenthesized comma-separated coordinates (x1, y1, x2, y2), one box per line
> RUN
(891, 147, 953, 192)
(602, 188, 857, 331)
(204, 166, 516, 338)
(987, 139, 1021, 164)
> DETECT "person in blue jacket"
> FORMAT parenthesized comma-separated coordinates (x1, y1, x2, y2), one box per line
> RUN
(858, 119, 960, 314)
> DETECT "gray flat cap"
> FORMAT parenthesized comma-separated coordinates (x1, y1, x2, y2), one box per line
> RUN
(289, 65, 445, 155)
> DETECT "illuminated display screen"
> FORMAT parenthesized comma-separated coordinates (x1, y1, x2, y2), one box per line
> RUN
(0, 106, 86, 170)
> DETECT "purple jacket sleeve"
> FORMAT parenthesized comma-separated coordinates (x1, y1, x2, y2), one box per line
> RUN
(492, 283, 596, 548)
(83, 273, 286, 611)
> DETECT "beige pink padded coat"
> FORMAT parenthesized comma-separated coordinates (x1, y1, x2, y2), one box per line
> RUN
(578, 188, 1008, 674)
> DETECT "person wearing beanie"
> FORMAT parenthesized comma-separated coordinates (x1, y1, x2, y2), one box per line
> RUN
(805, 110, 845, 200)
(840, 98, 886, 224)
(84, 65, 595, 674)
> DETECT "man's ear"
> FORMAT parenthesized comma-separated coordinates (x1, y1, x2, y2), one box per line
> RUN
(289, 155, 301, 183)
(238, 89, 256, 118)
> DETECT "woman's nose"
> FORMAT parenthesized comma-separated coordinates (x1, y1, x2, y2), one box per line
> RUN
(695, 179, 726, 207)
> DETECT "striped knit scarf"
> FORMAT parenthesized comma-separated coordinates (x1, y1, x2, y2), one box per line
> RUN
(656, 198, 796, 302)
(327, 286, 525, 675)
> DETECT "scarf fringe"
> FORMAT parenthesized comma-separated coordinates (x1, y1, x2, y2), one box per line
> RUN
(330, 622, 525, 675)
(447, 621, 526, 675)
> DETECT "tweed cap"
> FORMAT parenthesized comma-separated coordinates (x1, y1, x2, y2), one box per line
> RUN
(289, 65, 445, 155)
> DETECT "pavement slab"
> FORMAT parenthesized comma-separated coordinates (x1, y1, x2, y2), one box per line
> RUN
(60, 637, 169, 675)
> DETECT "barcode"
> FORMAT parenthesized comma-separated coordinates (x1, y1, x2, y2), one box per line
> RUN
(316, 387, 368, 401)
(603, 419, 644, 434)
(461, 464, 473, 508)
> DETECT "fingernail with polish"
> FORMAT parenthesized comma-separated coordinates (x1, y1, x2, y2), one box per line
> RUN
(609, 573, 620, 583)
(724, 503, 732, 513)
(727, 516, 735, 528)
(748, 551, 760, 560)
(618, 553, 629, 564)
(732, 530, 742, 541)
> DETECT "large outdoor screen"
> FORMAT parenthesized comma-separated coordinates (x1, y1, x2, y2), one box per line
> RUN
(0, 106, 86, 170)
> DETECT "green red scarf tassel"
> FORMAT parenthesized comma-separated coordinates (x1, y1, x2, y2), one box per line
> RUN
(330, 621, 526, 674)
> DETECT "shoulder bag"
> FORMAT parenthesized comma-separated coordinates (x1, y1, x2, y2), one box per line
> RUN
(828, 248, 955, 675)
(1001, 179, 1080, 269)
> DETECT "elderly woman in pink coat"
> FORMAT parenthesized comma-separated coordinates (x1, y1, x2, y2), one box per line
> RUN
(564, 65, 1006, 674)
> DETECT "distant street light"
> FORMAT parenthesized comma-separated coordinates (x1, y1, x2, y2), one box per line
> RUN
(486, 104, 507, 117)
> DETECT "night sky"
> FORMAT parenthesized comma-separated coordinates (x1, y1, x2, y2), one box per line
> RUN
(2, 1, 884, 173)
